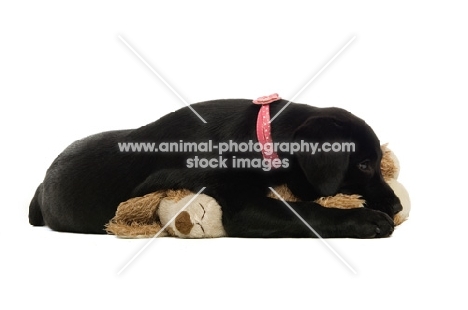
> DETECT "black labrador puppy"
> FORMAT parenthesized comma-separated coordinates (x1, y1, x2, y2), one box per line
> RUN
(29, 99, 402, 238)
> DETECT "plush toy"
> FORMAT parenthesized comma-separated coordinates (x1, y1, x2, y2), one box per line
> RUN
(105, 188, 226, 238)
(105, 145, 410, 238)
(380, 144, 411, 225)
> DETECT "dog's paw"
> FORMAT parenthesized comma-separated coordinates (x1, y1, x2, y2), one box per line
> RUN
(344, 208, 395, 238)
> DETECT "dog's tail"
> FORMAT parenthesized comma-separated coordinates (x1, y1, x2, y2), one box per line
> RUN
(29, 183, 45, 226)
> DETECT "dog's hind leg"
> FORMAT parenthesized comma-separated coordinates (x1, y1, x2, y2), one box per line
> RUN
(29, 183, 44, 226)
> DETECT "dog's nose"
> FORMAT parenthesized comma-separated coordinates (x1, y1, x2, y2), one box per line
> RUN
(393, 202, 403, 215)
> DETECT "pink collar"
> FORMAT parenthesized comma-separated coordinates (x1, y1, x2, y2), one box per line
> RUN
(253, 93, 281, 167)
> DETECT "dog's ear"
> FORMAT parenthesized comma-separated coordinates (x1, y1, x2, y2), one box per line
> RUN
(293, 116, 351, 196)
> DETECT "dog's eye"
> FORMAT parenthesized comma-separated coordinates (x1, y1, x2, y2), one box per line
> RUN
(358, 160, 370, 171)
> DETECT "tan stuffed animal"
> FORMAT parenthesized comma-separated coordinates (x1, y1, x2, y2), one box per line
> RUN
(105, 145, 410, 238)
(380, 144, 410, 225)
(105, 188, 226, 238)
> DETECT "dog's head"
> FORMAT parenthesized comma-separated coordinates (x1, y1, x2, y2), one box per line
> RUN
(292, 107, 402, 218)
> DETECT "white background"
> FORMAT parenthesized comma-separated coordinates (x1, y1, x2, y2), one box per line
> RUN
(1, 1, 467, 309)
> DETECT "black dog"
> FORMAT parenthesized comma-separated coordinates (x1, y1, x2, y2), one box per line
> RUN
(29, 99, 402, 238)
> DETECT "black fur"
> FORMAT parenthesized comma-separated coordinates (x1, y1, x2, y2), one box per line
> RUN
(29, 99, 402, 238)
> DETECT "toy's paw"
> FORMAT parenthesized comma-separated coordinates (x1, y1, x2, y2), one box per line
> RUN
(344, 208, 394, 238)
(174, 211, 195, 235)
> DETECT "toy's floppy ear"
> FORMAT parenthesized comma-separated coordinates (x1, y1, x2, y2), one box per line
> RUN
(380, 144, 400, 180)
(293, 116, 351, 197)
